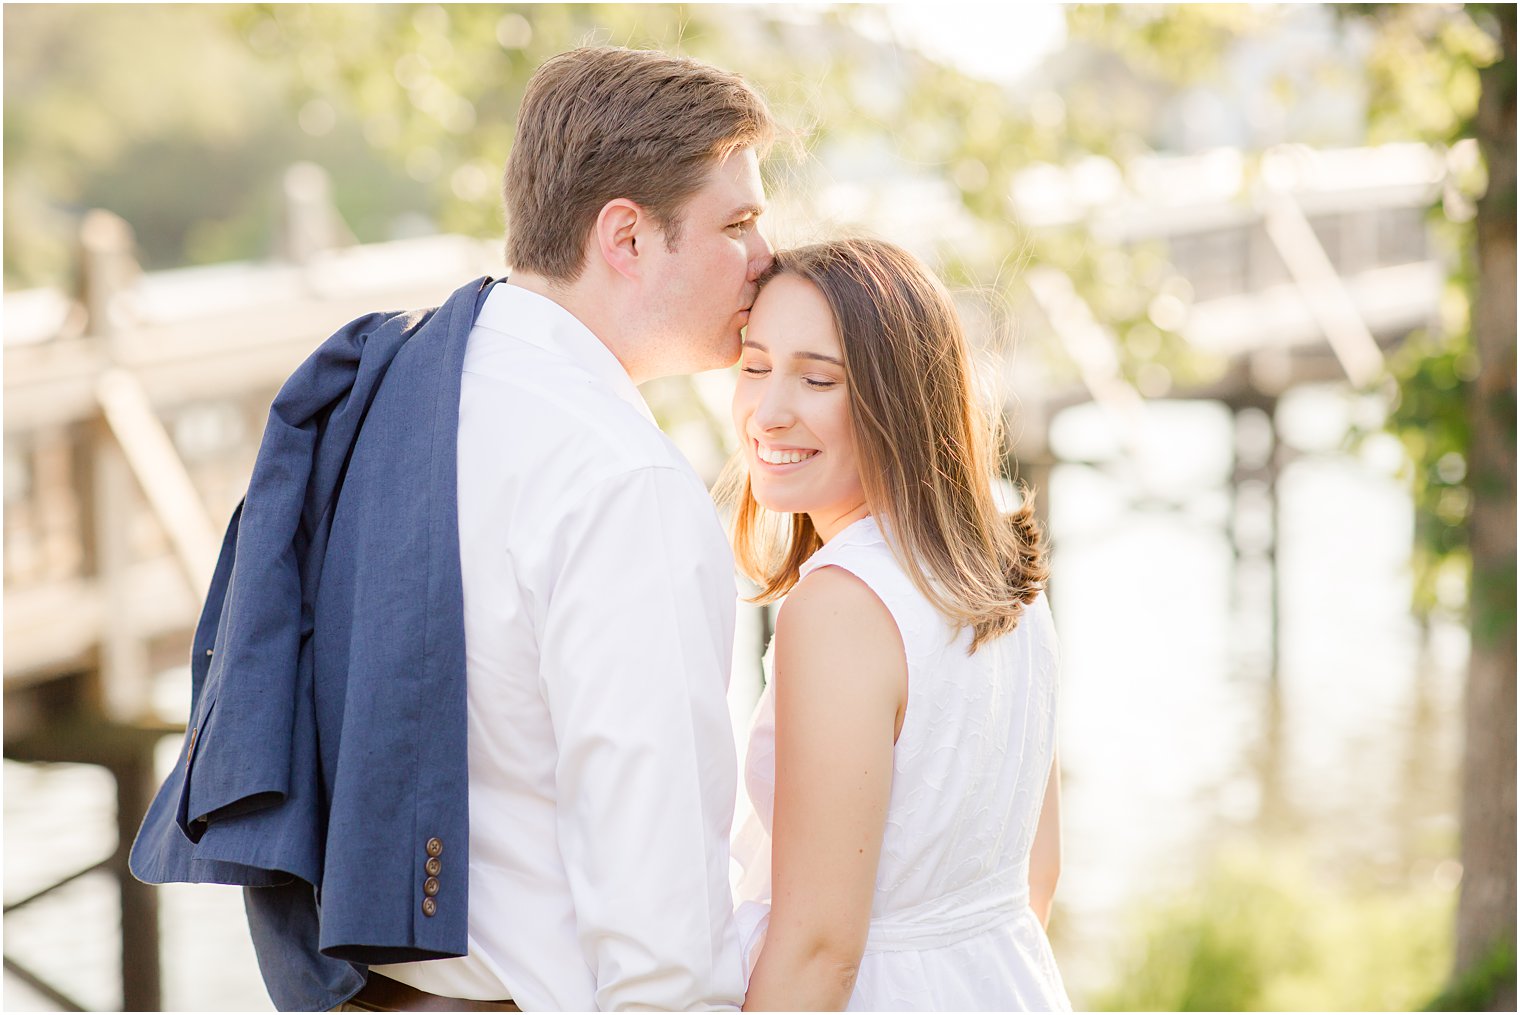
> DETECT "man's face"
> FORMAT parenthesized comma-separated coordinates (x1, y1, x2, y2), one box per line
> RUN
(641, 148, 772, 375)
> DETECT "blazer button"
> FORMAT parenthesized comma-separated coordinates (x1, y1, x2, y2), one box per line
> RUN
(425, 857, 441, 877)
(423, 877, 440, 897)
(421, 897, 437, 918)
(425, 837, 443, 858)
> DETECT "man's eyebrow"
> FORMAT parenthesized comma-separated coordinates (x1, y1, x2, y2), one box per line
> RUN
(725, 202, 766, 220)
(741, 340, 843, 366)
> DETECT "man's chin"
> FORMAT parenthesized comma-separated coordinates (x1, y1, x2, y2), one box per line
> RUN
(705, 331, 744, 372)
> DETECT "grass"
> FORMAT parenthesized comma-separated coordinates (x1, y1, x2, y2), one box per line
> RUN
(1093, 843, 1455, 1011)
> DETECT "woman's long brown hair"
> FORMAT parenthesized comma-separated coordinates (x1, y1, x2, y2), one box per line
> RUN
(720, 237, 1048, 651)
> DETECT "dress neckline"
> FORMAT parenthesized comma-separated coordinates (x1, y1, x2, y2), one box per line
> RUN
(801, 514, 884, 575)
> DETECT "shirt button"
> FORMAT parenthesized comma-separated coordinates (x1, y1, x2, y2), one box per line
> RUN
(425, 857, 441, 877)
(425, 837, 443, 858)
(423, 877, 440, 897)
(421, 897, 437, 918)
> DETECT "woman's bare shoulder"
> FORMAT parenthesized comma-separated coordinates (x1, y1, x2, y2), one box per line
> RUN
(775, 564, 906, 697)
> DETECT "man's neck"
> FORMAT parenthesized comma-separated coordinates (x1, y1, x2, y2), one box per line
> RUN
(502, 270, 565, 306)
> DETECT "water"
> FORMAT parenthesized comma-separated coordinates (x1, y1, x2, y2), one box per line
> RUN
(2, 390, 1464, 1010)
(1045, 395, 1464, 1000)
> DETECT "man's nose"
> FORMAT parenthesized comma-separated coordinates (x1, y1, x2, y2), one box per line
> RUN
(748, 229, 774, 279)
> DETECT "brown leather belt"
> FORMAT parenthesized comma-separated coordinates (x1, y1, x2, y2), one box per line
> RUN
(349, 972, 520, 1012)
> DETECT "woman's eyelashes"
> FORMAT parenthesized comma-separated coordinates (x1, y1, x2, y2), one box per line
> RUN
(738, 364, 839, 390)
(739, 350, 842, 390)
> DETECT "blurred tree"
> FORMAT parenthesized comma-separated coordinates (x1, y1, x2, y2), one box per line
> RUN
(1353, 5, 1514, 1006)
(1455, 6, 1515, 1008)
(1, 4, 431, 288)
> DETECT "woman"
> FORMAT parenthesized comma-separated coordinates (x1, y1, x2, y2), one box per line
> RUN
(723, 237, 1069, 1011)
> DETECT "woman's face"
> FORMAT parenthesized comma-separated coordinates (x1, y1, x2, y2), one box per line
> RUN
(732, 273, 868, 541)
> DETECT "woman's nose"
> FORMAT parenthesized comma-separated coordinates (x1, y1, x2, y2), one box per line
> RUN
(752, 382, 794, 431)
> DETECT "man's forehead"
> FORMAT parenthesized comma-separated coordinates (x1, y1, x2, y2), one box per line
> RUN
(700, 148, 766, 209)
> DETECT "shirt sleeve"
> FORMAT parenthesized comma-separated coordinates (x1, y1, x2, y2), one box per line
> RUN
(535, 464, 746, 1011)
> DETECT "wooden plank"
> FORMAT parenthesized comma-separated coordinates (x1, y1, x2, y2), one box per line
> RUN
(4, 279, 486, 431)
(3, 557, 195, 687)
(1, 340, 106, 431)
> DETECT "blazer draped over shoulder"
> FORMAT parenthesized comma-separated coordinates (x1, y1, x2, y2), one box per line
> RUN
(129, 277, 497, 1011)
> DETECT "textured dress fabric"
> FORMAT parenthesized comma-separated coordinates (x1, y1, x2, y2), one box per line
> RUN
(732, 515, 1072, 1012)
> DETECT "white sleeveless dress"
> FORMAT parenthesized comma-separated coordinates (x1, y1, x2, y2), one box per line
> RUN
(732, 515, 1071, 1011)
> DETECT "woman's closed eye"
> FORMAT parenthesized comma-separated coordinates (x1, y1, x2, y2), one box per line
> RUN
(741, 367, 837, 389)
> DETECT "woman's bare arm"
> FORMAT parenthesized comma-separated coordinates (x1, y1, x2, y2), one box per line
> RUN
(742, 565, 907, 1012)
(1027, 752, 1062, 928)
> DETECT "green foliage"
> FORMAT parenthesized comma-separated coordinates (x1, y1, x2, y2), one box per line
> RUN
(1380, 319, 1478, 614)
(1342, 3, 1506, 619)
(1425, 936, 1516, 1011)
(220, 4, 868, 247)
(1095, 846, 1455, 1012)
(1357, 4, 1499, 146)
(1066, 4, 1278, 84)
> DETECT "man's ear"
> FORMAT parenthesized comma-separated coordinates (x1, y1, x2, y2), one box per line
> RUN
(593, 198, 645, 281)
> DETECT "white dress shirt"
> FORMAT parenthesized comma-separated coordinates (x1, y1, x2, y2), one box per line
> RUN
(372, 282, 745, 1011)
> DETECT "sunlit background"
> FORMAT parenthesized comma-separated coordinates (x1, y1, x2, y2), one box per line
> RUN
(4, 4, 1514, 1012)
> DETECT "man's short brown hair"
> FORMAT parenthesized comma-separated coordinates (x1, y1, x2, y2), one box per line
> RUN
(503, 46, 774, 283)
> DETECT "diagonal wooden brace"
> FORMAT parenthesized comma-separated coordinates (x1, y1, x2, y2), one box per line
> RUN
(1261, 190, 1386, 389)
(94, 367, 219, 597)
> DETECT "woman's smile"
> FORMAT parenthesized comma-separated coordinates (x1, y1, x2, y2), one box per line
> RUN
(753, 439, 820, 467)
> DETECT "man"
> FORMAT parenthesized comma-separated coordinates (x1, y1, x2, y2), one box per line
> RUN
(130, 47, 774, 1011)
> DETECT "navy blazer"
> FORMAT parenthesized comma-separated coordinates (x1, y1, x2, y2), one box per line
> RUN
(130, 277, 497, 1011)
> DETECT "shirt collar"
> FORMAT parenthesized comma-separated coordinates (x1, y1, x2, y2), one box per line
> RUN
(475, 280, 656, 425)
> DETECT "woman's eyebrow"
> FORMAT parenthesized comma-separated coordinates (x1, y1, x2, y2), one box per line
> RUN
(741, 340, 843, 366)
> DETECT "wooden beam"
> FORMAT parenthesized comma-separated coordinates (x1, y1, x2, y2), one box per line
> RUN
(91, 431, 153, 721)
(1261, 189, 1386, 388)
(95, 368, 218, 596)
